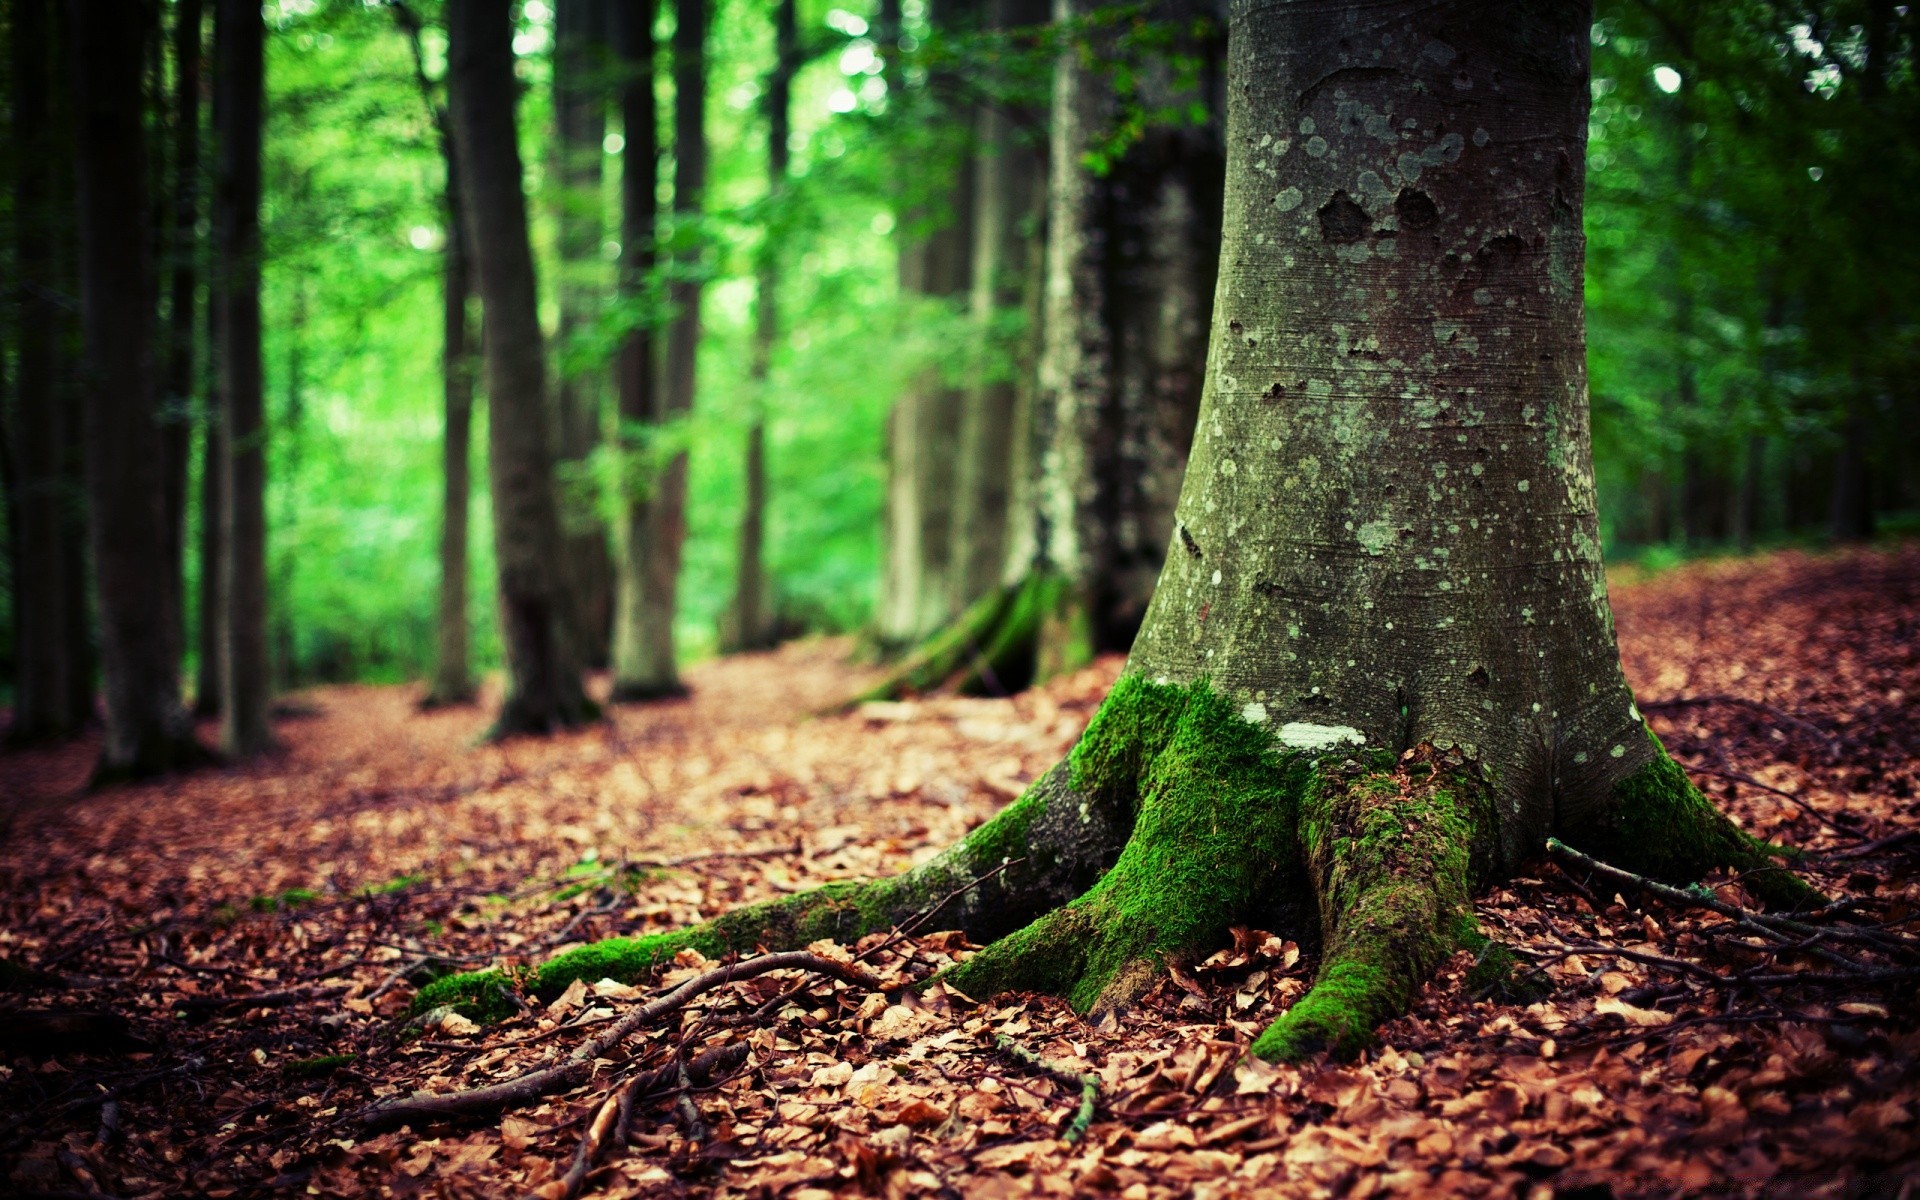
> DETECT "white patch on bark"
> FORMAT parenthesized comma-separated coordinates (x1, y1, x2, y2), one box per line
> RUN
(1241, 701, 1268, 726)
(1277, 722, 1365, 750)
(1274, 186, 1304, 211)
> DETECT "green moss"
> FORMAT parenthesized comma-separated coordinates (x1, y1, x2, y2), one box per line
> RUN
(251, 887, 320, 913)
(282, 1053, 356, 1078)
(950, 678, 1311, 1011)
(410, 968, 521, 1023)
(1253, 762, 1484, 1062)
(356, 874, 426, 898)
(1568, 727, 1821, 911)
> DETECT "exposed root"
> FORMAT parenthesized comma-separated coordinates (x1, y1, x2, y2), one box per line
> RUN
(839, 572, 1081, 707)
(996, 1034, 1099, 1143)
(1252, 754, 1485, 1062)
(486, 693, 602, 741)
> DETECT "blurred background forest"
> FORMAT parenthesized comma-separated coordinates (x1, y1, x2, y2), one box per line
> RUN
(2, 0, 1916, 712)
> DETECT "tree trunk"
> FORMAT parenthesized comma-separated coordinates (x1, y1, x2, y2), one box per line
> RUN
(552, 0, 615, 668)
(481, 0, 1815, 1065)
(67, 0, 209, 780)
(195, 386, 224, 717)
(609, 0, 659, 698)
(213, 0, 273, 758)
(161, 0, 205, 676)
(8, 0, 92, 742)
(396, 3, 479, 708)
(720, 0, 797, 657)
(875, 0, 978, 652)
(612, 0, 703, 700)
(857, 0, 1221, 701)
(448, 0, 596, 735)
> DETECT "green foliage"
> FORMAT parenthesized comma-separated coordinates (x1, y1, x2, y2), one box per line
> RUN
(250, 887, 320, 913)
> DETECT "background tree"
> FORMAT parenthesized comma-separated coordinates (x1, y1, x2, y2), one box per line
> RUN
(67, 0, 208, 780)
(612, 0, 706, 700)
(721, 0, 799, 655)
(448, 0, 596, 735)
(213, 0, 274, 758)
(161, 0, 206, 677)
(551, 0, 615, 667)
(7, 0, 92, 742)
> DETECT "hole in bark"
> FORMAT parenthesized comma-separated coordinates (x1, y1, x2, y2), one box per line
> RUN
(1477, 234, 1528, 274)
(1467, 665, 1490, 688)
(1179, 525, 1203, 560)
(1395, 187, 1439, 230)
(1317, 191, 1371, 243)
(1263, 381, 1286, 402)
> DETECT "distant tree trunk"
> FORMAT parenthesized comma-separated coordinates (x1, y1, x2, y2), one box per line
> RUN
(876, 0, 977, 651)
(195, 371, 224, 716)
(8, 0, 91, 742)
(1828, 396, 1875, 542)
(396, 2, 479, 707)
(947, 0, 1048, 620)
(721, 0, 797, 655)
(212, 0, 272, 757)
(67, 0, 209, 779)
(552, 0, 615, 668)
(856, 0, 1222, 702)
(609, 0, 660, 694)
(161, 0, 205, 673)
(272, 290, 303, 690)
(448, 0, 596, 735)
(612, 0, 704, 700)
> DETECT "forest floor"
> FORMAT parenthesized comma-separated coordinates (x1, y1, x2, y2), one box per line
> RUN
(2, 545, 1918, 1200)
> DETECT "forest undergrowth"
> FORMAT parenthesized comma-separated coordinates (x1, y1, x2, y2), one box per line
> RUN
(1, 545, 1917, 1199)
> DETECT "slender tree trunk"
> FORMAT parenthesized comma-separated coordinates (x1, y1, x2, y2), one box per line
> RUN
(212, 0, 272, 757)
(67, 0, 208, 780)
(195, 379, 224, 715)
(395, 3, 479, 707)
(552, 0, 615, 668)
(271, 291, 303, 690)
(8, 0, 90, 741)
(609, 0, 659, 698)
(1828, 396, 1875, 542)
(448, 0, 595, 735)
(612, 0, 703, 699)
(161, 0, 205, 674)
(722, 0, 797, 655)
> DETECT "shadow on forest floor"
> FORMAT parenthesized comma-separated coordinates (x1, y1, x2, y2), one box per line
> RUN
(1, 546, 1917, 1198)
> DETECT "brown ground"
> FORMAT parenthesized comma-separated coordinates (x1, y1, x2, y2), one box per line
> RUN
(1, 545, 1917, 1199)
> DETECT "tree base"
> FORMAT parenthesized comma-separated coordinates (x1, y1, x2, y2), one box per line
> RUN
(88, 729, 219, 790)
(429, 677, 1811, 1062)
(844, 573, 1091, 707)
(606, 679, 690, 705)
(485, 694, 603, 741)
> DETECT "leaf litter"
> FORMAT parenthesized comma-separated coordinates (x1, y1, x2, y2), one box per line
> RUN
(1, 545, 1917, 1198)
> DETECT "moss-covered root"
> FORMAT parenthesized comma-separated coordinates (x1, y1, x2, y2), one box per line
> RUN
(945, 677, 1311, 1014)
(843, 573, 1081, 707)
(413, 756, 1136, 1019)
(1251, 763, 1484, 1063)
(842, 587, 1016, 708)
(1562, 729, 1822, 912)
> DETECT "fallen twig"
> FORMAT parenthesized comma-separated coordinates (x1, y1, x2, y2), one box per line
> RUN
(359, 951, 880, 1129)
(995, 1035, 1098, 1144)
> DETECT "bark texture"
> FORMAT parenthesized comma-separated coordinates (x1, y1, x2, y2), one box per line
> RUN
(449, 0, 596, 735)
(213, 0, 273, 757)
(9, 0, 93, 741)
(161, 0, 205, 674)
(612, 0, 704, 700)
(68, 0, 208, 779)
(552, 0, 616, 667)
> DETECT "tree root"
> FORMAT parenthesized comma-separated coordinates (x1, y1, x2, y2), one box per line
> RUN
(839, 573, 1081, 708)
(361, 952, 879, 1130)
(995, 1035, 1098, 1144)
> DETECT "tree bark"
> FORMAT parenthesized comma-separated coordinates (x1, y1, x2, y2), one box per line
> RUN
(552, 0, 615, 668)
(612, 0, 703, 700)
(721, 0, 797, 656)
(448, 0, 596, 735)
(67, 0, 209, 780)
(212, 0, 273, 758)
(489, 0, 1814, 1067)
(8, 0, 92, 742)
(161, 0, 205, 676)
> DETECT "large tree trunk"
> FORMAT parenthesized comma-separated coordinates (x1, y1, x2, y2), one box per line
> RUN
(67, 0, 209, 780)
(611, 0, 703, 700)
(720, 0, 797, 656)
(8, 0, 92, 742)
(551, 0, 615, 668)
(160, 0, 204, 676)
(448, 0, 596, 736)
(396, 3, 479, 708)
(212, 0, 273, 758)
(471, 0, 1814, 1065)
